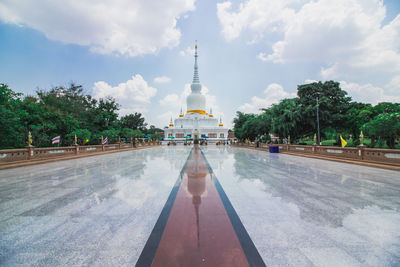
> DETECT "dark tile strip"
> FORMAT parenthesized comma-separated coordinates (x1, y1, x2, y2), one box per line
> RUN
(200, 149, 266, 267)
(135, 148, 193, 267)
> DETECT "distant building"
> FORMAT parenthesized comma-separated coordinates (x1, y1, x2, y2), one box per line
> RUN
(164, 43, 228, 143)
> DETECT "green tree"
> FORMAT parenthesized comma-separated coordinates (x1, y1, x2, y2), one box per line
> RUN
(91, 97, 120, 132)
(99, 128, 120, 143)
(68, 129, 92, 145)
(297, 81, 351, 138)
(344, 102, 373, 142)
(267, 98, 301, 140)
(0, 83, 155, 149)
(0, 84, 25, 148)
(118, 128, 144, 142)
(373, 102, 400, 114)
(362, 113, 400, 149)
(132, 129, 145, 138)
(120, 112, 147, 131)
(233, 111, 254, 141)
(241, 113, 271, 141)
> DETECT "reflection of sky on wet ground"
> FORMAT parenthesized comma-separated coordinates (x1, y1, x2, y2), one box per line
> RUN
(202, 146, 400, 266)
(1, 146, 399, 266)
(0, 147, 191, 266)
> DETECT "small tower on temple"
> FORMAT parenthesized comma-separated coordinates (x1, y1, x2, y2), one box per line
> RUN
(169, 117, 174, 127)
(209, 108, 214, 117)
(186, 41, 206, 115)
(179, 108, 184, 117)
(219, 117, 224, 127)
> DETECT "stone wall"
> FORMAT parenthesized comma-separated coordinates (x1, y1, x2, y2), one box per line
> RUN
(232, 143, 400, 166)
(0, 142, 158, 164)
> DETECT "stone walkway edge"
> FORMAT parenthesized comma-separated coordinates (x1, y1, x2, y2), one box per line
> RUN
(0, 145, 159, 170)
(237, 146, 400, 171)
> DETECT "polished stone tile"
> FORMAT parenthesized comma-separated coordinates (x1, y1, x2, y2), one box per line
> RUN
(0, 147, 191, 266)
(202, 146, 400, 267)
(151, 147, 249, 267)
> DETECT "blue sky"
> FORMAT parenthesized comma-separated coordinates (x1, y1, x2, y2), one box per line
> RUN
(1, 0, 400, 129)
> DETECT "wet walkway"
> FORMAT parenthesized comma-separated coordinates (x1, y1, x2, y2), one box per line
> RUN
(203, 146, 400, 266)
(1, 145, 399, 266)
(137, 146, 263, 267)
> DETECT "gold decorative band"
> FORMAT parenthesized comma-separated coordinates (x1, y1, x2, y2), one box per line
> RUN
(187, 109, 207, 115)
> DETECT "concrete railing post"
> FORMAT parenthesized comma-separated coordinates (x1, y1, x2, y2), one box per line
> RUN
(74, 144, 79, 155)
(26, 146, 34, 160)
(358, 145, 365, 160)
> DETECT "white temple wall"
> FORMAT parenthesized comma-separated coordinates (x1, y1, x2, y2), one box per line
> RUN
(164, 127, 228, 140)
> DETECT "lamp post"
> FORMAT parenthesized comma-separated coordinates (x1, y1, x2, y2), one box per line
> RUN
(316, 93, 321, 146)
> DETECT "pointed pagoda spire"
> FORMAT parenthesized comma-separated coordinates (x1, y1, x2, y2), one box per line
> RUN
(192, 41, 200, 84)
(209, 107, 214, 117)
(169, 117, 174, 127)
(179, 107, 184, 117)
(219, 117, 223, 127)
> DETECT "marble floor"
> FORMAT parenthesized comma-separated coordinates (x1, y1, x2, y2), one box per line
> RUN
(0, 147, 191, 266)
(1, 145, 399, 266)
(202, 146, 400, 267)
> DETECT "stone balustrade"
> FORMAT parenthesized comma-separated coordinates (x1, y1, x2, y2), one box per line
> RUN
(0, 142, 159, 164)
(231, 143, 400, 166)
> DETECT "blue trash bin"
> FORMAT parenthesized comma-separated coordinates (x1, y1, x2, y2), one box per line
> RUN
(269, 145, 279, 153)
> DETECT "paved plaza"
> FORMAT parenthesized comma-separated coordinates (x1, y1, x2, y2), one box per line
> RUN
(0, 146, 399, 266)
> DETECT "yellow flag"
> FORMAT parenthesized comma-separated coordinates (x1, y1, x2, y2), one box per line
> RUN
(28, 131, 32, 145)
(340, 135, 347, 147)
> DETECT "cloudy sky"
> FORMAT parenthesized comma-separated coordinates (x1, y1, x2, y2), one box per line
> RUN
(1, 0, 399, 128)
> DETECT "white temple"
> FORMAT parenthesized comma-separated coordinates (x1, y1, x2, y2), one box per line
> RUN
(164, 43, 228, 144)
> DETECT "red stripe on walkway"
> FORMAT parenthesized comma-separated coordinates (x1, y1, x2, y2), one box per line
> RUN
(152, 146, 249, 267)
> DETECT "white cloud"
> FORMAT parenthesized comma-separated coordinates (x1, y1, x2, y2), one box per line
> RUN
(0, 0, 195, 56)
(93, 74, 157, 115)
(218, 0, 400, 99)
(238, 83, 296, 113)
(238, 80, 399, 112)
(386, 75, 400, 95)
(257, 52, 269, 62)
(153, 76, 171, 84)
(179, 46, 195, 56)
(217, 0, 297, 42)
(159, 94, 180, 107)
(304, 79, 318, 84)
(340, 81, 400, 105)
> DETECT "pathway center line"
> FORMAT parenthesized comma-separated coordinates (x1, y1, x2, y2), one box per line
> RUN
(137, 146, 265, 267)
(136, 148, 193, 267)
(200, 149, 266, 267)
